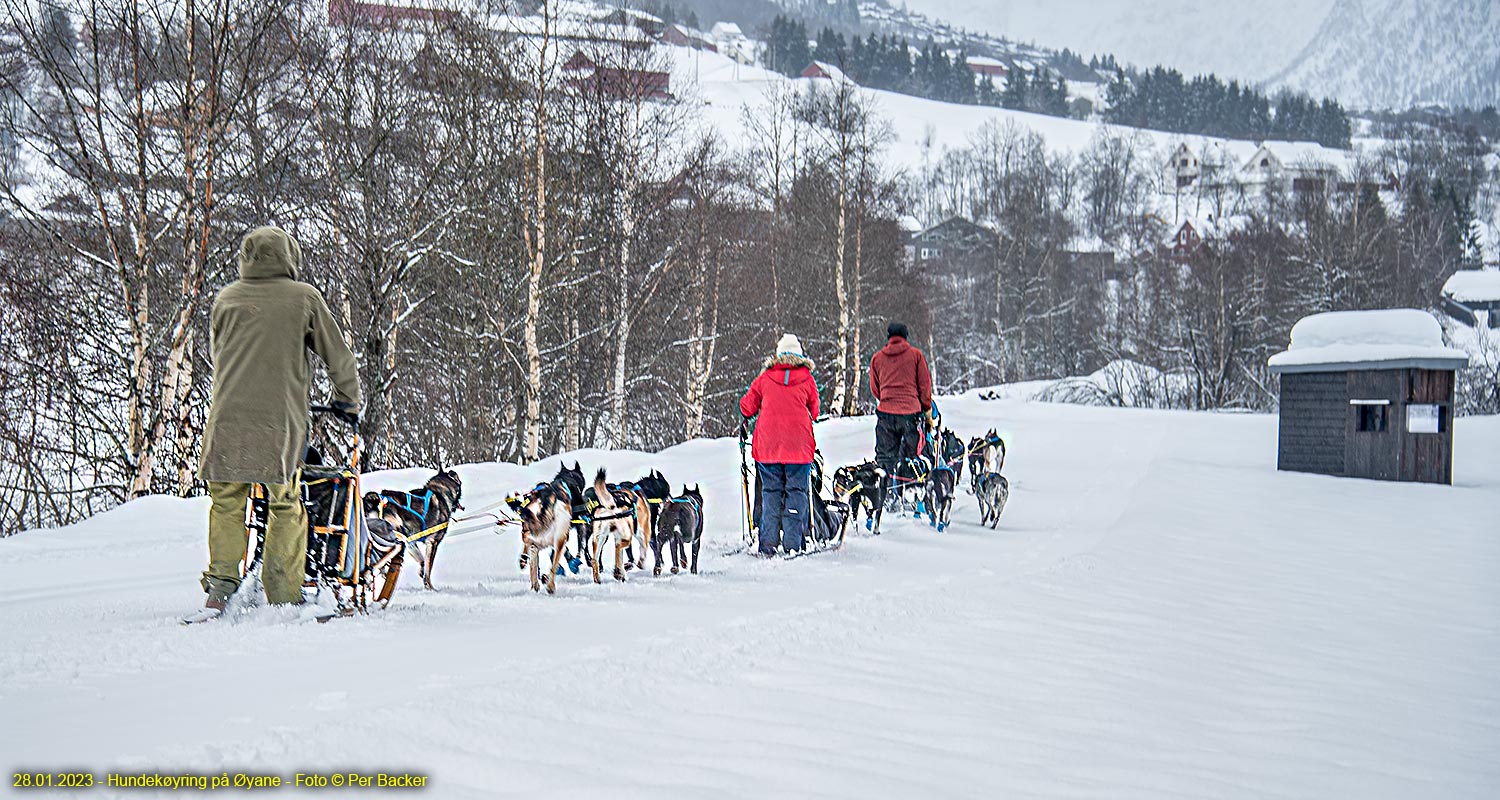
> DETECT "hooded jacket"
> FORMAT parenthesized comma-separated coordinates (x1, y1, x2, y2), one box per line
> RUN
(197, 227, 361, 484)
(869, 336, 932, 416)
(739, 353, 820, 464)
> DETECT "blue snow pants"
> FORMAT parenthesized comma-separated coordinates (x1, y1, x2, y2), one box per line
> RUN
(757, 462, 811, 556)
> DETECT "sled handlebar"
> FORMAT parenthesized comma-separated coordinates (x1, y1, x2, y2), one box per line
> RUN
(310, 404, 360, 429)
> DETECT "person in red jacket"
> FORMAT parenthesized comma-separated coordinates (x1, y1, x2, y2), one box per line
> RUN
(739, 333, 820, 556)
(869, 321, 933, 475)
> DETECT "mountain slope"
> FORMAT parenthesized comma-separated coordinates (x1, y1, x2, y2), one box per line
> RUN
(1266, 0, 1500, 110)
(893, 0, 1333, 83)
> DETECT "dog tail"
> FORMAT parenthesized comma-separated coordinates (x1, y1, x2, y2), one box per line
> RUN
(593, 468, 615, 510)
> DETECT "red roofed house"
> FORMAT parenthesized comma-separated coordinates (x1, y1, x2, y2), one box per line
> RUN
(966, 55, 1009, 78)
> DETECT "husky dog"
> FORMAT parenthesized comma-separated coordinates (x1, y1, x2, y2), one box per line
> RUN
(652, 485, 704, 575)
(367, 469, 463, 591)
(969, 430, 1006, 493)
(832, 461, 887, 535)
(938, 429, 966, 485)
(890, 454, 933, 516)
(587, 469, 652, 582)
(925, 465, 956, 532)
(512, 482, 574, 594)
(975, 471, 1010, 529)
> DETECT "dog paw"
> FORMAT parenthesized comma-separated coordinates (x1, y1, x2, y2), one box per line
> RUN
(613, 569, 626, 582)
(670, 566, 680, 574)
(653, 567, 662, 577)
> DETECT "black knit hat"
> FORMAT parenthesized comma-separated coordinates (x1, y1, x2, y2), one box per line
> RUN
(887, 321, 909, 340)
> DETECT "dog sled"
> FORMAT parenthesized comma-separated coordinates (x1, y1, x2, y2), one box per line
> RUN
(237, 405, 404, 620)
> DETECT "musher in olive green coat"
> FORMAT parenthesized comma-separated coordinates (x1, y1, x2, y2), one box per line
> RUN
(192, 226, 361, 618)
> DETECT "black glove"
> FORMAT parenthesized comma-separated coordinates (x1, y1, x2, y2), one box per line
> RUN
(739, 417, 750, 442)
(330, 400, 360, 428)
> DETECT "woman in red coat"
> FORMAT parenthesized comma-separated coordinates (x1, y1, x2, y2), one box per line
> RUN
(739, 334, 820, 556)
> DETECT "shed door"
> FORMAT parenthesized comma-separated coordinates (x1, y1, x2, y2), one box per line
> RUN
(1401, 369, 1454, 484)
(1345, 371, 1401, 481)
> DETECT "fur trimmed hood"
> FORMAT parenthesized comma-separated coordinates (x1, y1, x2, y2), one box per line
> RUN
(763, 352, 815, 371)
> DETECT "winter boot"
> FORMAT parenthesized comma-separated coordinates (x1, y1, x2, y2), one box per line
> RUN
(181, 596, 226, 626)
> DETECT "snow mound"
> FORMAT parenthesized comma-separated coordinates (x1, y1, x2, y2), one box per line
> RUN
(1443, 270, 1500, 304)
(1268, 309, 1470, 372)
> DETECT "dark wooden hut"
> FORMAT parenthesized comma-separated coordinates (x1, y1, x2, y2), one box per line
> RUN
(1268, 309, 1469, 484)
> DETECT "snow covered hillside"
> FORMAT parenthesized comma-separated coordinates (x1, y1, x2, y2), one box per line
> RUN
(3, 397, 1498, 798)
(894, 0, 1334, 85)
(670, 44, 1351, 174)
(1269, 0, 1500, 111)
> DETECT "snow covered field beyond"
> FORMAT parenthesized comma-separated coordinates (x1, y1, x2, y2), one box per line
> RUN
(3, 396, 1498, 799)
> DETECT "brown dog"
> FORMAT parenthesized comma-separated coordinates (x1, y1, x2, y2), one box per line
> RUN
(587, 469, 651, 582)
(510, 481, 574, 594)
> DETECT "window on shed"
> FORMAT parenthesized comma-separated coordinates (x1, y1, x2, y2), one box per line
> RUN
(1356, 404, 1387, 432)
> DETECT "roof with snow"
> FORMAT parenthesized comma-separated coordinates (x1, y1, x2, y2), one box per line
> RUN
(1267, 309, 1470, 374)
(802, 61, 850, 83)
(966, 55, 1007, 68)
(1442, 269, 1500, 304)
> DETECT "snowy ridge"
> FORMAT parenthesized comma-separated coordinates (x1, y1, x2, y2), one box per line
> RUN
(1268, 0, 1500, 110)
(2, 397, 1498, 797)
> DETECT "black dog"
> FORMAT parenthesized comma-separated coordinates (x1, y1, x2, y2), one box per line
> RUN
(652, 485, 703, 575)
(833, 461, 887, 535)
(938, 429, 966, 485)
(966, 436, 987, 493)
(624, 469, 671, 566)
(368, 469, 463, 591)
(925, 464, 956, 532)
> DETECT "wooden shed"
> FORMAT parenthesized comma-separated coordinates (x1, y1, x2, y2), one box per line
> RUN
(1268, 309, 1470, 484)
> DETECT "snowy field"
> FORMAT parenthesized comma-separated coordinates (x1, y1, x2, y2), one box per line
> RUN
(2, 395, 1498, 799)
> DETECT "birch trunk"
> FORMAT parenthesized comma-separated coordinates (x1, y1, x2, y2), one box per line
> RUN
(830, 168, 851, 416)
(520, 4, 551, 464)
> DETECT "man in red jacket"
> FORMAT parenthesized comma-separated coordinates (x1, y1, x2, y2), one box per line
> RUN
(740, 333, 820, 556)
(869, 321, 933, 476)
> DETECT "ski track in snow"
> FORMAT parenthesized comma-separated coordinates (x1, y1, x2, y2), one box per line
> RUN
(2, 396, 1498, 799)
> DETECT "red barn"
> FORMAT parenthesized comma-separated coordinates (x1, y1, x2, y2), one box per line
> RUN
(563, 50, 672, 101)
(328, 0, 459, 28)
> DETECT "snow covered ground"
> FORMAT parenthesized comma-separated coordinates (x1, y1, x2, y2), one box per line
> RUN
(3, 396, 1498, 798)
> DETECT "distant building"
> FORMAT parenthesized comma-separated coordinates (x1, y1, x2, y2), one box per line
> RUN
(1165, 143, 1201, 189)
(660, 24, 717, 52)
(1441, 269, 1500, 329)
(562, 50, 671, 101)
(801, 61, 850, 83)
(328, 0, 462, 28)
(965, 55, 1009, 78)
(710, 21, 754, 64)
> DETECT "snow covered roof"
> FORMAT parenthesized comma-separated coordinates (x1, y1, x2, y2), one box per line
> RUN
(803, 61, 849, 83)
(966, 55, 1007, 68)
(1268, 309, 1470, 374)
(710, 22, 744, 38)
(1442, 270, 1500, 304)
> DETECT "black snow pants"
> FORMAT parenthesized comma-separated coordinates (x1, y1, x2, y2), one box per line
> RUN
(875, 410, 924, 475)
